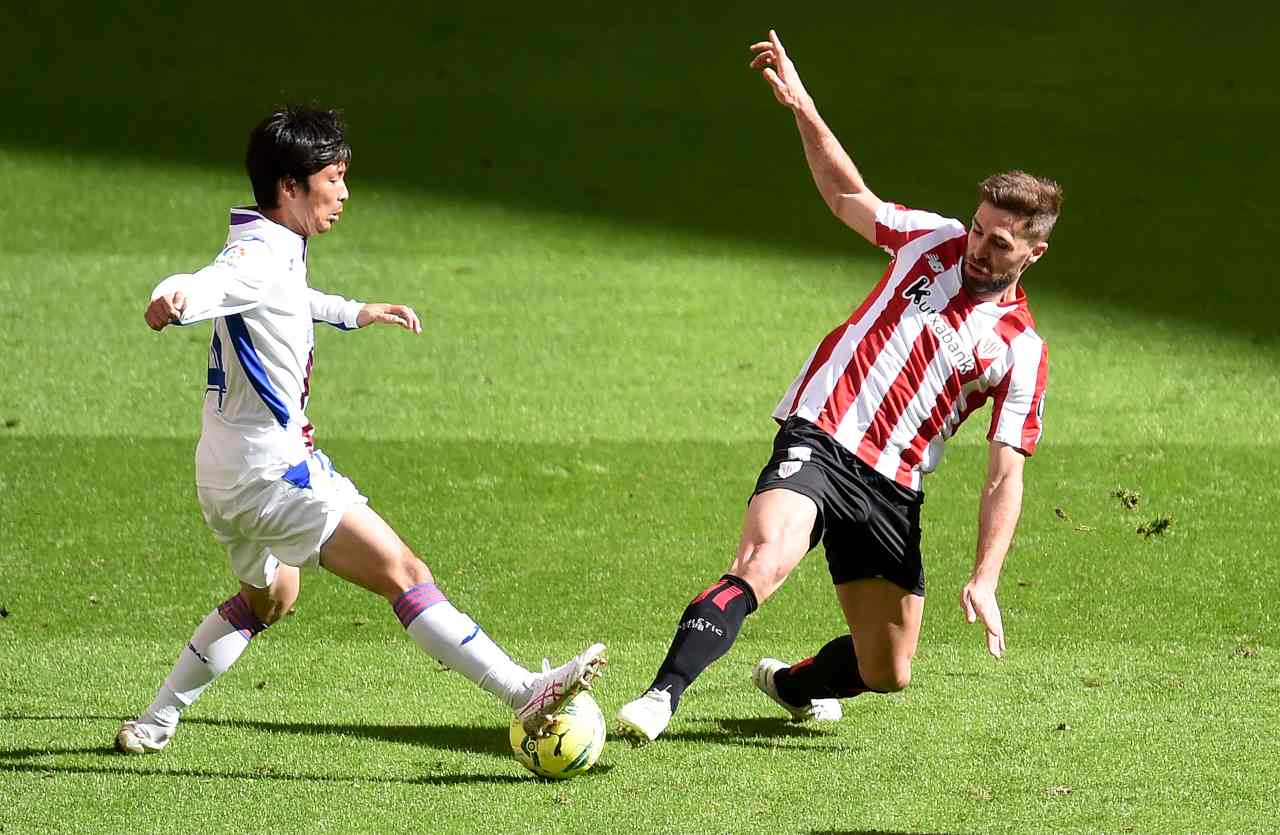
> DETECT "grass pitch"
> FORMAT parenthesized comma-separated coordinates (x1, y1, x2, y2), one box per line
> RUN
(3, 5, 1279, 834)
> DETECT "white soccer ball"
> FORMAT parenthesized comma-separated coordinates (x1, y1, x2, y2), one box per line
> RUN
(509, 691, 606, 779)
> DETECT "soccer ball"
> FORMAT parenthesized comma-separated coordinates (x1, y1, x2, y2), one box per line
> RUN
(509, 691, 606, 779)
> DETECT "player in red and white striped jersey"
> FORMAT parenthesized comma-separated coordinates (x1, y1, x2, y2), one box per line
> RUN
(618, 31, 1062, 742)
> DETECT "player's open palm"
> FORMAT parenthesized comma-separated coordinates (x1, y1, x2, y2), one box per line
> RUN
(961, 580, 1006, 659)
(749, 30, 809, 110)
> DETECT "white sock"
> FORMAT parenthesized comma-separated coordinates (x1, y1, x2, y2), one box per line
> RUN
(141, 595, 266, 728)
(394, 584, 532, 709)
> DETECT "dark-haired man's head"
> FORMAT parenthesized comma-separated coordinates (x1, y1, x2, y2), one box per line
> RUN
(247, 107, 352, 237)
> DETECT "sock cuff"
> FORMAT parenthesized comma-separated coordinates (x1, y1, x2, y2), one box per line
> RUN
(719, 574, 759, 614)
(217, 594, 268, 640)
(393, 582, 447, 627)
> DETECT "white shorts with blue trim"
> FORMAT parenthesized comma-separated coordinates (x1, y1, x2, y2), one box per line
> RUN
(196, 450, 368, 588)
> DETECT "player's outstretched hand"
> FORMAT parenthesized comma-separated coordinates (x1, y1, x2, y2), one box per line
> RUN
(960, 580, 1006, 659)
(749, 30, 810, 110)
(357, 303, 422, 334)
(145, 292, 186, 331)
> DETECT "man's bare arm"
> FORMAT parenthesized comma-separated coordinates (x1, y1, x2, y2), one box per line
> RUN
(749, 30, 883, 244)
(959, 441, 1027, 658)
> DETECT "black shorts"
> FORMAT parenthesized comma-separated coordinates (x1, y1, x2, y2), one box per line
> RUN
(752, 417, 926, 596)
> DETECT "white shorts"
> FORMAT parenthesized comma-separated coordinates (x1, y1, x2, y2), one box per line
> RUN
(196, 450, 368, 588)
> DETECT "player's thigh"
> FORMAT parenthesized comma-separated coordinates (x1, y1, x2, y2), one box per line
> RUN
(835, 578, 924, 692)
(319, 503, 432, 600)
(728, 488, 819, 602)
(200, 458, 366, 583)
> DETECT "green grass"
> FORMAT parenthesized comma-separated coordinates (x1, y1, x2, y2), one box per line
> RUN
(3, 4, 1280, 834)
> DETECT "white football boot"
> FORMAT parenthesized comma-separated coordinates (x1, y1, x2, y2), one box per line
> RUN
(752, 658, 843, 723)
(615, 688, 673, 743)
(517, 642, 607, 736)
(114, 719, 175, 754)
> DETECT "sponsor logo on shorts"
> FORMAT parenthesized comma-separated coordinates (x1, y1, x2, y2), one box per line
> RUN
(787, 446, 812, 462)
(778, 460, 803, 479)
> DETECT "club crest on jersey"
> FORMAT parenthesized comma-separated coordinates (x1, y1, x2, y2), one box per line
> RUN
(778, 460, 803, 479)
(975, 334, 1005, 361)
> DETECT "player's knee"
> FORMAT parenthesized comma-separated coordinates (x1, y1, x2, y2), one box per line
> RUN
(860, 658, 913, 693)
(380, 548, 433, 595)
(400, 552, 433, 588)
(251, 593, 296, 625)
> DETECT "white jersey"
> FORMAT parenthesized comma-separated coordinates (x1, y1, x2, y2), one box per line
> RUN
(151, 207, 363, 489)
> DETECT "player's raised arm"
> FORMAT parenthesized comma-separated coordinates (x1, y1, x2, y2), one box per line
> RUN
(750, 30, 883, 245)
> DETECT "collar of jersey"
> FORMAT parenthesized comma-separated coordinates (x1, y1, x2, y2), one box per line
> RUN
(228, 206, 306, 261)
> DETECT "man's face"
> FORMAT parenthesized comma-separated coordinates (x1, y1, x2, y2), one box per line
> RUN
(278, 162, 349, 237)
(962, 201, 1047, 296)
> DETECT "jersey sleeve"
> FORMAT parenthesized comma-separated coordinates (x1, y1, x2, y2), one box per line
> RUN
(874, 202, 961, 257)
(307, 288, 364, 330)
(987, 336, 1049, 455)
(150, 237, 274, 325)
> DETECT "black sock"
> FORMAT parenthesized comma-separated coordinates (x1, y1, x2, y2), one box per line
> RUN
(649, 574, 758, 712)
(774, 634, 871, 705)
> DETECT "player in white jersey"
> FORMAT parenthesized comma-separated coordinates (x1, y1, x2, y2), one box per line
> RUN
(116, 106, 605, 755)
(617, 32, 1060, 742)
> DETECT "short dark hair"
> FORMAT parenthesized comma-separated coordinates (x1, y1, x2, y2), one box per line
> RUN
(245, 106, 352, 209)
(978, 170, 1063, 241)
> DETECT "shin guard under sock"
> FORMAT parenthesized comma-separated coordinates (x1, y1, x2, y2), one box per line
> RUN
(649, 574, 758, 711)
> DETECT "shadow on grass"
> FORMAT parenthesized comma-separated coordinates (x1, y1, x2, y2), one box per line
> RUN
(0, 748, 527, 786)
(2, 713, 510, 758)
(810, 831, 959, 835)
(647, 716, 847, 752)
(185, 715, 513, 758)
(0, 717, 611, 786)
(7, 6, 1277, 341)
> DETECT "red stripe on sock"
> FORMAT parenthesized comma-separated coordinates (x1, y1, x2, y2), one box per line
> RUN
(710, 585, 744, 611)
(691, 580, 729, 605)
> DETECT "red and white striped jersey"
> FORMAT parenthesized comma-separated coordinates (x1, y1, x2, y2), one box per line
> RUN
(772, 201, 1049, 492)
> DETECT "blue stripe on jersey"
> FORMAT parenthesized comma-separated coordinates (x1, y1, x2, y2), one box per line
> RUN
(281, 459, 311, 489)
(224, 313, 290, 427)
(207, 331, 227, 410)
